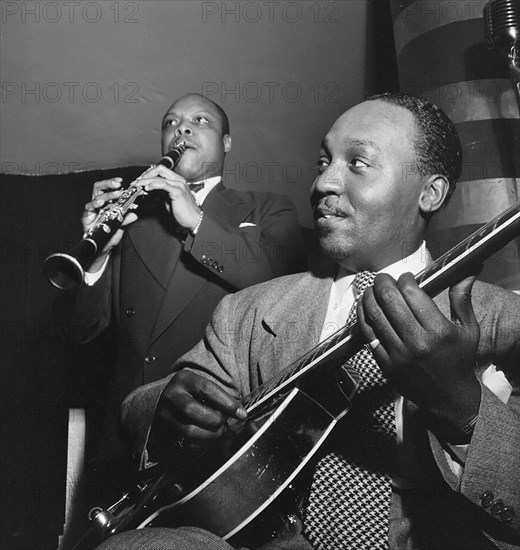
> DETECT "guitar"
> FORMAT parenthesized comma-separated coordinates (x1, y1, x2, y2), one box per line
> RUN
(73, 201, 520, 550)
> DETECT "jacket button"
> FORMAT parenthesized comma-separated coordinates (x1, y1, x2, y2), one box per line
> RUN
(217, 266, 223, 273)
(500, 507, 515, 523)
(490, 499, 504, 516)
(481, 491, 494, 508)
(125, 307, 135, 318)
(144, 354, 156, 364)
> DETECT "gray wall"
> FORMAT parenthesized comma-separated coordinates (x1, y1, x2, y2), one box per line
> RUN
(1, 0, 374, 226)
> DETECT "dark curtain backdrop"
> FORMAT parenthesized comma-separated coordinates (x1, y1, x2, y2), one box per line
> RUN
(0, 167, 145, 550)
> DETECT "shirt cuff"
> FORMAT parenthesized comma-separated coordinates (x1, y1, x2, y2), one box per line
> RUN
(83, 253, 110, 286)
(443, 364, 512, 475)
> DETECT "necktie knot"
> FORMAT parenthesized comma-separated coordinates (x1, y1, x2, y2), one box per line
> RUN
(345, 271, 376, 329)
(353, 270, 376, 297)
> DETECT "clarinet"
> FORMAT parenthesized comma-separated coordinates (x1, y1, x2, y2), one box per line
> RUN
(44, 140, 186, 291)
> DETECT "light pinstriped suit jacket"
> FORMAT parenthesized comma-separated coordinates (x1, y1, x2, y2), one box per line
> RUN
(121, 267, 520, 550)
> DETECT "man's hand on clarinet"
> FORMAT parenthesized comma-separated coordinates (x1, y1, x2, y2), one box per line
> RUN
(81, 163, 201, 275)
(137, 164, 203, 232)
(82, 177, 138, 271)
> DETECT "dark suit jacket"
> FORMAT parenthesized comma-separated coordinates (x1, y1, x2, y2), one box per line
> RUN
(122, 268, 520, 549)
(55, 183, 305, 468)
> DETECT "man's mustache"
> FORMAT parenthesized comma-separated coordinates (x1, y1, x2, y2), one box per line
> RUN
(312, 198, 348, 219)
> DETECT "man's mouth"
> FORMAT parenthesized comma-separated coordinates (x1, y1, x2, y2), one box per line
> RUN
(313, 204, 347, 221)
(172, 139, 197, 151)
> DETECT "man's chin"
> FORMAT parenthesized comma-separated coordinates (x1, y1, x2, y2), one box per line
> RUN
(172, 157, 195, 178)
(316, 231, 355, 264)
(176, 159, 222, 182)
(174, 165, 206, 183)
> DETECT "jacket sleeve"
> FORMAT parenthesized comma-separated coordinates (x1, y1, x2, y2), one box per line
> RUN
(52, 256, 114, 343)
(183, 193, 305, 289)
(429, 282, 520, 543)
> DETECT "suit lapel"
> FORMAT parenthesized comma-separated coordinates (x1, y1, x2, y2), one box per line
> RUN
(149, 254, 207, 344)
(127, 213, 182, 290)
(259, 268, 334, 375)
(149, 184, 256, 345)
(202, 182, 257, 227)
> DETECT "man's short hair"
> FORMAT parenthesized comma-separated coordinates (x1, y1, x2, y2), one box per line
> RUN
(209, 97, 230, 136)
(367, 92, 462, 206)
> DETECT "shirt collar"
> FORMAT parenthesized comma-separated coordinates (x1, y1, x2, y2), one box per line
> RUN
(190, 175, 221, 205)
(335, 241, 430, 284)
(380, 241, 430, 279)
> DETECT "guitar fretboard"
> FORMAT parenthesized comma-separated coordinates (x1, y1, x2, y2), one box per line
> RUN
(416, 201, 520, 295)
(244, 201, 520, 414)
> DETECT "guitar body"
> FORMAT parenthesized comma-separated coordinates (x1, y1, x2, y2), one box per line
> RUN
(74, 368, 357, 549)
(145, 367, 357, 541)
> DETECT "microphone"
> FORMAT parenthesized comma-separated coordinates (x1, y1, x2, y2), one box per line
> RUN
(483, 0, 519, 54)
(483, 0, 520, 109)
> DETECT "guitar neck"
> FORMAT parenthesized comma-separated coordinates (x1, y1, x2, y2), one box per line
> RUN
(416, 202, 520, 296)
(244, 201, 520, 414)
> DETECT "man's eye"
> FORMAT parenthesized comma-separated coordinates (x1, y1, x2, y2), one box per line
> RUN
(316, 158, 329, 172)
(195, 115, 209, 124)
(163, 119, 178, 128)
(349, 158, 369, 168)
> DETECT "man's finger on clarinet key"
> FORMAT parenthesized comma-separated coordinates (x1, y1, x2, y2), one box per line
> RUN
(92, 177, 122, 197)
(85, 190, 124, 212)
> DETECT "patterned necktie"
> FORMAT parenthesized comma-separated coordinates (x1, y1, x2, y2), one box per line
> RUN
(303, 271, 396, 550)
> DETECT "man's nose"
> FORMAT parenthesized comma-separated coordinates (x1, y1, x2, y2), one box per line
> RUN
(313, 164, 345, 195)
(176, 124, 193, 136)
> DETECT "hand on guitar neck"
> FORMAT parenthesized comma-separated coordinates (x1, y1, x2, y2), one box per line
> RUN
(357, 272, 482, 444)
(153, 370, 248, 453)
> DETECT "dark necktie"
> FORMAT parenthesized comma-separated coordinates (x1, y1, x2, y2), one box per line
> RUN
(304, 271, 396, 550)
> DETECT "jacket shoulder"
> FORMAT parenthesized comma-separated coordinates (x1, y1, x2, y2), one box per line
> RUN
(434, 280, 520, 317)
(231, 271, 312, 303)
(215, 266, 332, 327)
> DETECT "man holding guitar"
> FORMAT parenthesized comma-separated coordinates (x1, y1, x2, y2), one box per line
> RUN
(96, 94, 520, 549)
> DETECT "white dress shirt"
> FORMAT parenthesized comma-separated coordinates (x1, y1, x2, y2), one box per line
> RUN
(319, 242, 512, 482)
(84, 176, 221, 285)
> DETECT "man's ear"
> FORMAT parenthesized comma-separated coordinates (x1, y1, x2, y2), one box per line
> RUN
(223, 135, 232, 153)
(419, 175, 449, 215)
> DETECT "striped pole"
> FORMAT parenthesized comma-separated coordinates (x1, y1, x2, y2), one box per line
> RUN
(391, 0, 520, 291)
